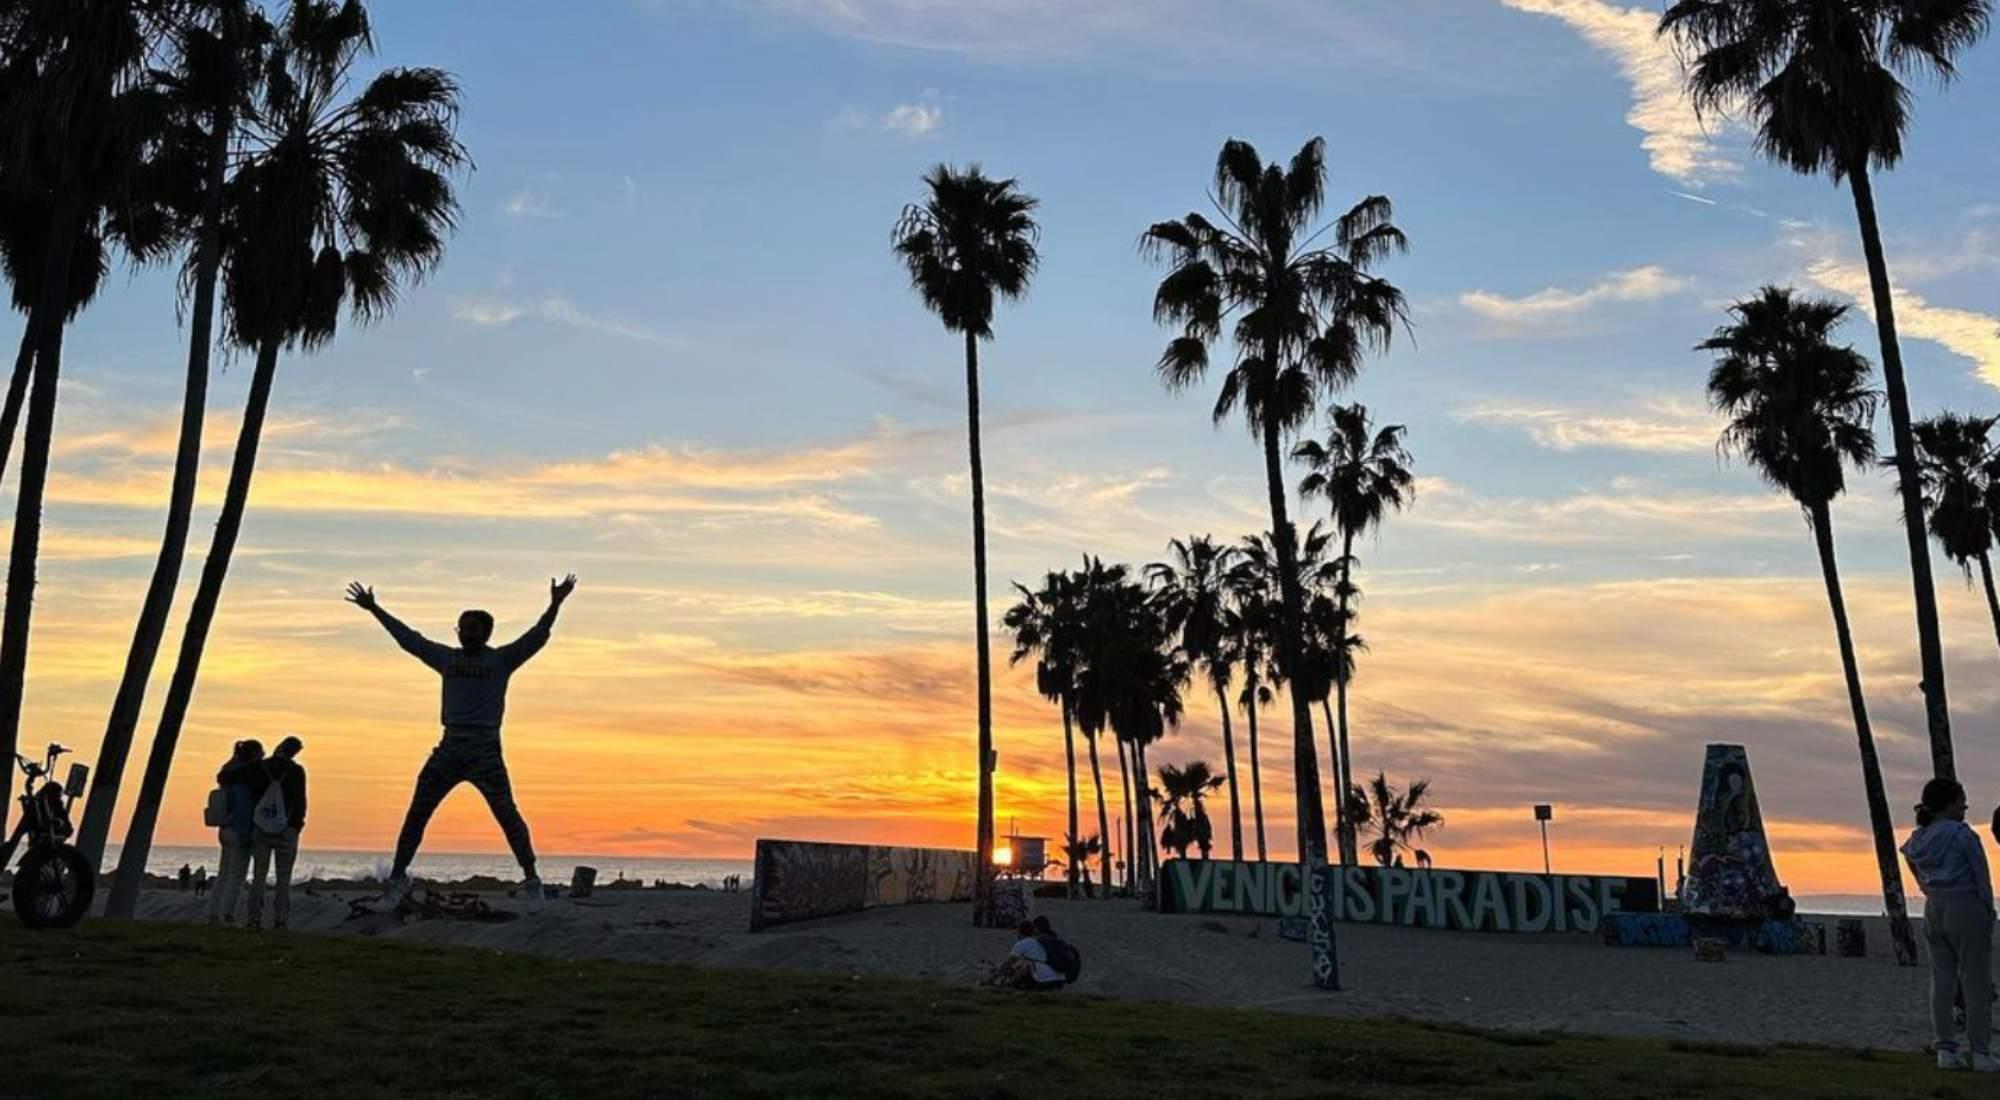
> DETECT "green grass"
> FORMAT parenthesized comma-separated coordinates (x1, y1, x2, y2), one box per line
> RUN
(3, 921, 1993, 1099)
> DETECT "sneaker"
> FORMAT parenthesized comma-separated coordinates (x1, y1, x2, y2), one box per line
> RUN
(375, 873, 413, 912)
(1939, 1049, 1971, 1071)
(1972, 1054, 2000, 1074)
(516, 876, 543, 902)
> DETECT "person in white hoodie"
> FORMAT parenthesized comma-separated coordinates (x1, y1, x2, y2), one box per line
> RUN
(1902, 777, 1997, 1073)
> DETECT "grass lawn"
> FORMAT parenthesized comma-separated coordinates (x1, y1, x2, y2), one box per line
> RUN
(2, 920, 1993, 1099)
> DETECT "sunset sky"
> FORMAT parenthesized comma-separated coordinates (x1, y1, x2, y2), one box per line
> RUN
(23, 0, 2000, 893)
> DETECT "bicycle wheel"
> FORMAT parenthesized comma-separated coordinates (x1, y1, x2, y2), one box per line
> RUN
(13, 844, 94, 929)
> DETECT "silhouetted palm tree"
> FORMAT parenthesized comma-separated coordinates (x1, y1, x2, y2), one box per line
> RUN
(1704, 285, 1916, 966)
(0, 193, 109, 485)
(77, 0, 274, 868)
(109, 0, 468, 917)
(893, 164, 1039, 927)
(1297, 403, 1413, 863)
(1662, 0, 1992, 780)
(1912, 413, 2000, 659)
(1154, 761, 1228, 859)
(1061, 832, 1103, 897)
(1143, 137, 1408, 870)
(1236, 524, 1343, 858)
(1226, 540, 1278, 862)
(1352, 772, 1443, 868)
(1004, 570, 1084, 898)
(0, 0, 179, 827)
(1147, 535, 1246, 859)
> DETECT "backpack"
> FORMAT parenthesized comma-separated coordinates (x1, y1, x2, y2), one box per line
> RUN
(202, 787, 229, 828)
(251, 764, 290, 835)
(1045, 937, 1082, 984)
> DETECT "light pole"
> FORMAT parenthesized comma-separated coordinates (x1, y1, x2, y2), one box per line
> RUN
(1534, 804, 1553, 874)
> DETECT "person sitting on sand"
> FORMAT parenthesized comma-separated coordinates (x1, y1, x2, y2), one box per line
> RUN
(1903, 777, 1997, 1074)
(1000, 920, 1065, 992)
(207, 740, 268, 927)
(348, 575, 576, 909)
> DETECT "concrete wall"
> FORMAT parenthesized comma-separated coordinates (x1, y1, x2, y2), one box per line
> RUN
(749, 839, 977, 931)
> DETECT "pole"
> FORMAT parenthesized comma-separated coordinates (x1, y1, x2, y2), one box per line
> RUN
(1540, 820, 1551, 875)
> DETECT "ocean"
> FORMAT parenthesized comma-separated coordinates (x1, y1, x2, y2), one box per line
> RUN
(109, 844, 754, 887)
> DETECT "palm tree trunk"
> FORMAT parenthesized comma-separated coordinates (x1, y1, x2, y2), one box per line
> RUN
(1245, 679, 1268, 862)
(1810, 501, 1918, 966)
(1088, 731, 1112, 898)
(1321, 697, 1346, 864)
(1335, 529, 1359, 865)
(1134, 737, 1157, 907)
(1117, 736, 1135, 892)
(107, 336, 280, 919)
(0, 195, 81, 836)
(76, 107, 232, 869)
(1979, 553, 2000, 661)
(0, 326, 32, 483)
(961, 329, 997, 926)
(1848, 160, 1955, 781)
(1216, 683, 1244, 860)
(1259, 416, 1331, 864)
(1062, 702, 1079, 900)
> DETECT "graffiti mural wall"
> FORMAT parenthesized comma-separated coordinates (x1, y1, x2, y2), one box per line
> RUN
(750, 839, 976, 930)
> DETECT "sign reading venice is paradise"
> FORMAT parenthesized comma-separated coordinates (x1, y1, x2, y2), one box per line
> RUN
(1161, 859, 1660, 933)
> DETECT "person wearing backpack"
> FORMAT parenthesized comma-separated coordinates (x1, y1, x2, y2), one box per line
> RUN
(247, 736, 308, 931)
(1033, 915, 1083, 986)
(205, 740, 269, 927)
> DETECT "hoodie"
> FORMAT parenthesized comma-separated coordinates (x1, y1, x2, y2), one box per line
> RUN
(1902, 818, 1994, 909)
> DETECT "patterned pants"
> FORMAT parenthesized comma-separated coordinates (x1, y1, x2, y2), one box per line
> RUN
(392, 737, 537, 878)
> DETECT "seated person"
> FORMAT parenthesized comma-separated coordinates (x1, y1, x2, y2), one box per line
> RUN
(1002, 920, 1065, 992)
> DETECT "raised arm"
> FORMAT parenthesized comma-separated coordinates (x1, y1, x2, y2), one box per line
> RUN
(345, 582, 451, 671)
(497, 574, 576, 670)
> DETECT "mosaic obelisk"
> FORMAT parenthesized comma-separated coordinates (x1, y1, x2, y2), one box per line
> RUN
(1681, 743, 1791, 920)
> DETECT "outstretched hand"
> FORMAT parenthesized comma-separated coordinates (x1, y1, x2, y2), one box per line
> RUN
(344, 581, 378, 612)
(551, 574, 578, 606)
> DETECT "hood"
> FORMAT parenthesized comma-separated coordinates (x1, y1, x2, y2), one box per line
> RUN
(1902, 819, 1968, 876)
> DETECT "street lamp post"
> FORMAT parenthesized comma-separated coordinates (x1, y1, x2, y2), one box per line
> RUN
(1534, 804, 1553, 875)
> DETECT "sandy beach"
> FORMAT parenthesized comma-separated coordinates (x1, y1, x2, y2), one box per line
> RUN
(96, 884, 1936, 1052)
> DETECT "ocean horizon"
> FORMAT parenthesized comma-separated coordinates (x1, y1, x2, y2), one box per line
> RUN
(109, 845, 754, 887)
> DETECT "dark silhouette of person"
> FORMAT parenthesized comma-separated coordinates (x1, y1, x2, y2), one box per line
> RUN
(247, 735, 308, 930)
(348, 575, 576, 907)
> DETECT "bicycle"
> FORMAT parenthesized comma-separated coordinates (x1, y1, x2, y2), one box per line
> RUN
(1, 743, 95, 929)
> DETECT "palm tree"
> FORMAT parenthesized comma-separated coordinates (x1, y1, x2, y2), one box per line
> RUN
(1912, 413, 2000, 659)
(1004, 570, 1084, 898)
(1146, 535, 1246, 859)
(892, 164, 1039, 927)
(1235, 525, 1343, 858)
(1143, 137, 1409, 871)
(0, 0, 178, 828)
(1661, 0, 1992, 781)
(0, 192, 110, 485)
(1704, 286, 1917, 966)
(1297, 403, 1413, 863)
(1226, 543, 1277, 862)
(77, 0, 273, 868)
(1065, 556, 1125, 895)
(1154, 761, 1228, 859)
(1061, 832, 1103, 897)
(1351, 772, 1444, 868)
(108, 0, 468, 917)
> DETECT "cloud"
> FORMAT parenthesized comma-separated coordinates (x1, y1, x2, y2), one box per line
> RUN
(1459, 265, 1692, 333)
(1409, 477, 1800, 544)
(501, 189, 566, 220)
(1497, 0, 1741, 185)
(1453, 396, 1720, 454)
(452, 295, 680, 348)
(833, 93, 944, 139)
(1800, 251, 2000, 392)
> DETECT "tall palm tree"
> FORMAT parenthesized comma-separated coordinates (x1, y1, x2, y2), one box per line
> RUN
(1143, 137, 1409, 873)
(1226, 543, 1277, 861)
(1704, 286, 1917, 966)
(0, 193, 110, 484)
(1146, 535, 1245, 859)
(892, 164, 1039, 927)
(1154, 760, 1228, 859)
(1351, 772, 1444, 868)
(77, 0, 272, 868)
(1661, 0, 1992, 781)
(108, 0, 468, 917)
(1235, 525, 1342, 858)
(1912, 413, 2000, 659)
(0, 0, 178, 828)
(1064, 556, 1124, 895)
(1003, 570, 1084, 898)
(1296, 403, 1413, 863)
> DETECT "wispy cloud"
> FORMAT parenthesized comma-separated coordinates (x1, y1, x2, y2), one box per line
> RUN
(501, 188, 566, 220)
(452, 295, 679, 348)
(1497, 0, 1740, 185)
(833, 92, 944, 139)
(1454, 396, 1720, 454)
(1410, 477, 1797, 544)
(1793, 235, 2000, 391)
(1460, 265, 1692, 333)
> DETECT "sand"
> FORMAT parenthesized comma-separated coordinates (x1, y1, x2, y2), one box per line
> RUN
(87, 883, 1941, 1052)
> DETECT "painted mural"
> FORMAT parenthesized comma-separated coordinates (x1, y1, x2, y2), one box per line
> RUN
(1681, 743, 1792, 921)
(750, 839, 976, 931)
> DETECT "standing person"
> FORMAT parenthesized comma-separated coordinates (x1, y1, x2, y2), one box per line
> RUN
(1904, 778, 1998, 1073)
(177, 863, 191, 892)
(247, 736, 308, 931)
(205, 740, 267, 927)
(346, 576, 577, 908)
(192, 865, 208, 897)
